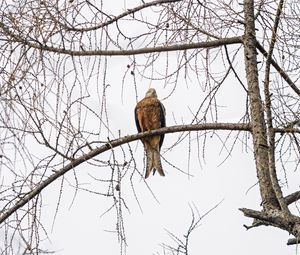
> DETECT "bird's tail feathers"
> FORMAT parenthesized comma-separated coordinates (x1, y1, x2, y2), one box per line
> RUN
(153, 149, 165, 177)
(145, 147, 165, 179)
(145, 149, 153, 179)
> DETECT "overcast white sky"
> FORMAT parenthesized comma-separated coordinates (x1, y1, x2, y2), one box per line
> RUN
(42, 54, 298, 255)
(2, 1, 299, 254)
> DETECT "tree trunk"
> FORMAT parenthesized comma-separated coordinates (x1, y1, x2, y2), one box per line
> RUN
(243, 0, 279, 210)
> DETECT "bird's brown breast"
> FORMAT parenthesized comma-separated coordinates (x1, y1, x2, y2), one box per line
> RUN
(136, 98, 162, 132)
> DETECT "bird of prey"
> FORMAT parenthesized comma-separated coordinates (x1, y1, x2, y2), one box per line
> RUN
(135, 88, 166, 178)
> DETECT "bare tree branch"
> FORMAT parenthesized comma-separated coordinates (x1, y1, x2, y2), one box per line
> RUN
(284, 191, 300, 205)
(287, 238, 300, 245)
(256, 40, 300, 97)
(5, 35, 243, 56)
(66, 0, 183, 32)
(1, 119, 297, 226)
(1, 0, 300, 252)
(243, 0, 279, 210)
(239, 207, 300, 237)
(0, 122, 250, 225)
(263, 0, 289, 213)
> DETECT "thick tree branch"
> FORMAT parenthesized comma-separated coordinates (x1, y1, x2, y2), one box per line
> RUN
(286, 192, 300, 245)
(4, 33, 242, 56)
(0, 121, 297, 225)
(263, 0, 289, 213)
(243, 0, 279, 209)
(284, 191, 300, 205)
(287, 238, 300, 245)
(240, 208, 299, 227)
(273, 127, 300, 134)
(0, 122, 249, 225)
(241, 188, 300, 243)
(239, 207, 300, 238)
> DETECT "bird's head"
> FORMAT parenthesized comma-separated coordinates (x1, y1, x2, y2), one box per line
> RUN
(145, 88, 157, 98)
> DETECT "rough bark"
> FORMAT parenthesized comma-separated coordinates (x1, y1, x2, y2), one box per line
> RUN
(243, 0, 279, 209)
(263, 0, 289, 213)
(241, 0, 300, 242)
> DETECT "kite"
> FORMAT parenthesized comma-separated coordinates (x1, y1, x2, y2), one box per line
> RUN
(135, 88, 166, 178)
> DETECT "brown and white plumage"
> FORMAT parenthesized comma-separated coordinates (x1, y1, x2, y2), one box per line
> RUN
(135, 88, 166, 178)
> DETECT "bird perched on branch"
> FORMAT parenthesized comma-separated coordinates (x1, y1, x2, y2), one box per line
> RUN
(135, 88, 166, 178)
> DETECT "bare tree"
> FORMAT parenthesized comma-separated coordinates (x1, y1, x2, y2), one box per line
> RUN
(0, 0, 300, 254)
